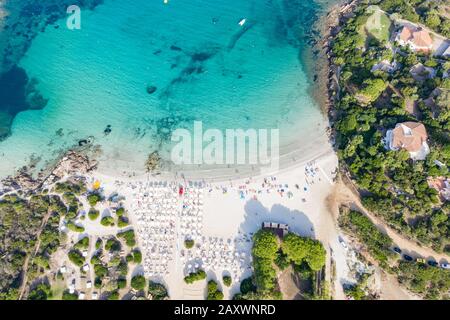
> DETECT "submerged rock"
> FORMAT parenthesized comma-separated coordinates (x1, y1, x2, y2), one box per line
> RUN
(145, 151, 161, 172)
(146, 85, 157, 95)
(170, 45, 182, 52)
(104, 124, 112, 135)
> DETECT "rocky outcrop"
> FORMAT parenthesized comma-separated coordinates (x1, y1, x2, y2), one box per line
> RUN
(145, 151, 161, 172)
(1, 150, 98, 193)
(46, 150, 98, 183)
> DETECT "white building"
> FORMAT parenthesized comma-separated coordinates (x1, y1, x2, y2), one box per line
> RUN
(386, 122, 430, 160)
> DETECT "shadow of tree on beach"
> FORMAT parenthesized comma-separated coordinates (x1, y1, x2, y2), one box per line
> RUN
(240, 199, 316, 241)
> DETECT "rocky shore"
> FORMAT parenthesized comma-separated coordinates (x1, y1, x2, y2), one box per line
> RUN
(1, 150, 97, 194)
(322, 0, 360, 119)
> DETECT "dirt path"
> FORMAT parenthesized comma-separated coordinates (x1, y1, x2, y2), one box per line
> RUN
(18, 207, 53, 300)
(330, 177, 449, 263)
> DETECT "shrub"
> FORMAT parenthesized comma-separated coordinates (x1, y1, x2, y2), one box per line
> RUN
(66, 221, 85, 233)
(68, 250, 85, 267)
(184, 239, 195, 249)
(222, 275, 232, 287)
(73, 237, 89, 250)
(339, 210, 393, 267)
(117, 277, 127, 289)
(105, 237, 121, 252)
(28, 283, 52, 300)
(107, 290, 120, 300)
(87, 194, 101, 207)
(148, 281, 168, 300)
(240, 277, 256, 295)
(117, 230, 136, 247)
(184, 270, 207, 284)
(94, 264, 108, 278)
(88, 208, 100, 221)
(62, 290, 78, 300)
(131, 275, 146, 290)
(207, 280, 224, 300)
(133, 250, 142, 264)
(274, 250, 290, 271)
(94, 277, 102, 289)
(117, 216, 129, 228)
(116, 207, 125, 217)
(95, 238, 103, 250)
(100, 216, 115, 227)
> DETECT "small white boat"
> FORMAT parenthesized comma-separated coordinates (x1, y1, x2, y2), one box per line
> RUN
(238, 18, 247, 26)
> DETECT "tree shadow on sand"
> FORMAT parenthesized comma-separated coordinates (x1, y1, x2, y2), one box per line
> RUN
(240, 199, 316, 241)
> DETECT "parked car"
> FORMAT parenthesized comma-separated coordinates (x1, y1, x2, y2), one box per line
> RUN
(339, 237, 348, 250)
(416, 258, 426, 264)
(440, 263, 450, 270)
(403, 254, 414, 261)
(393, 247, 402, 254)
(427, 260, 438, 267)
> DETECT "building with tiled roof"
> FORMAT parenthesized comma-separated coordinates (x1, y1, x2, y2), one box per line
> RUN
(386, 122, 430, 160)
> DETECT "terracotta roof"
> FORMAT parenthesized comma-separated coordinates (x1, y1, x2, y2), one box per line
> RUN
(391, 122, 428, 152)
(413, 30, 433, 48)
(398, 26, 433, 49)
(427, 177, 447, 192)
(399, 26, 414, 42)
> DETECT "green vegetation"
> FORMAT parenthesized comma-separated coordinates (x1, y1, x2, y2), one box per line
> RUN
(87, 193, 101, 207)
(332, 0, 450, 252)
(117, 229, 136, 247)
(73, 237, 89, 250)
(281, 233, 326, 271)
(252, 230, 279, 259)
(396, 261, 450, 299)
(68, 250, 85, 267)
(379, 0, 449, 37)
(94, 263, 108, 278)
(222, 275, 232, 287)
(184, 239, 195, 249)
(105, 237, 121, 252)
(339, 208, 450, 299)
(115, 207, 125, 217)
(184, 270, 207, 284)
(133, 249, 142, 264)
(54, 181, 86, 195)
(364, 8, 392, 42)
(62, 290, 78, 300)
(344, 274, 374, 300)
(88, 208, 100, 221)
(117, 216, 129, 228)
(107, 290, 120, 300)
(131, 275, 146, 291)
(148, 281, 169, 300)
(339, 210, 393, 267)
(66, 221, 85, 233)
(95, 238, 103, 250)
(100, 216, 115, 227)
(28, 283, 52, 300)
(240, 277, 256, 295)
(117, 277, 127, 289)
(239, 229, 327, 300)
(356, 78, 388, 104)
(207, 280, 224, 300)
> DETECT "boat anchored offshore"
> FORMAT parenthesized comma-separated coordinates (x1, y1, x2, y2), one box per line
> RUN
(238, 18, 246, 26)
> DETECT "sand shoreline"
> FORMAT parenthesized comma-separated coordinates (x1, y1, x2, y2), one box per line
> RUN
(90, 148, 344, 300)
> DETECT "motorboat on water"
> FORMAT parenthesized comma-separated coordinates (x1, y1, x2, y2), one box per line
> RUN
(238, 18, 246, 26)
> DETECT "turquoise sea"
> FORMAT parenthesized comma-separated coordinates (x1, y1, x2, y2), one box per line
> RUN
(0, 0, 334, 178)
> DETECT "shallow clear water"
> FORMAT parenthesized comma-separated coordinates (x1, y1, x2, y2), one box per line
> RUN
(0, 0, 331, 177)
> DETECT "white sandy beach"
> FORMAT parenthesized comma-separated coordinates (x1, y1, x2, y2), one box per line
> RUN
(89, 141, 357, 300)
